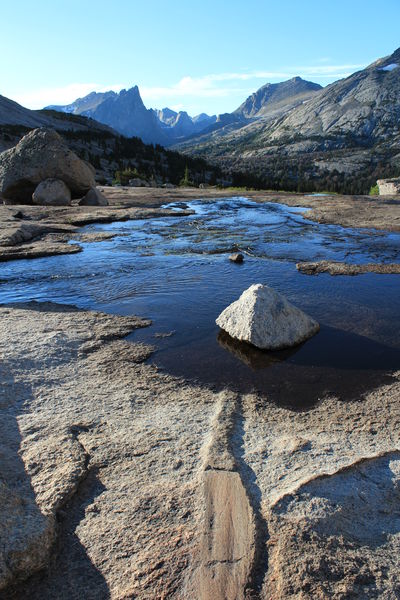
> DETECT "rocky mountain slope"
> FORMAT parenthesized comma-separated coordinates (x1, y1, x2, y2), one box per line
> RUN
(47, 87, 216, 145)
(176, 77, 321, 147)
(48, 86, 167, 145)
(234, 76, 322, 118)
(0, 94, 114, 134)
(177, 48, 400, 194)
(155, 107, 216, 138)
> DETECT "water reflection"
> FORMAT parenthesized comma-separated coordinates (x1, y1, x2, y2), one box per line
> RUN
(217, 330, 302, 370)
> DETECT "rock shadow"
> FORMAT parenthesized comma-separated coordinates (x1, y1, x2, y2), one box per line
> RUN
(274, 451, 400, 547)
(0, 362, 110, 600)
(269, 452, 400, 597)
(231, 398, 270, 597)
(13, 470, 110, 600)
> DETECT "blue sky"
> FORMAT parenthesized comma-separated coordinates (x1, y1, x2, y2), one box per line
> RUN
(1, 0, 400, 116)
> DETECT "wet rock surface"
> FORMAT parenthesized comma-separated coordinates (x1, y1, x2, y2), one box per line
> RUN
(297, 260, 400, 275)
(229, 252, 244, 263)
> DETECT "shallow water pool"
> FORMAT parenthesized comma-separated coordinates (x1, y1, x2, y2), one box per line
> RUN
(1, 197, 400, 409)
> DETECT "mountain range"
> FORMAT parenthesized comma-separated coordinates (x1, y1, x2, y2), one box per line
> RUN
(176, 47, 400, 193)
(46, 87, 217, 145)
(46, 76, 321, 147)
(2, 46, 400, 194)
(0, 94, 257, 190)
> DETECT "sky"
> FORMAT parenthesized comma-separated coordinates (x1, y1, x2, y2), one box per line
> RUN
(1, 0, 400, 116)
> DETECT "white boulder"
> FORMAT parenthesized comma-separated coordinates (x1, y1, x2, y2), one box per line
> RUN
(216, 283, 319, 350)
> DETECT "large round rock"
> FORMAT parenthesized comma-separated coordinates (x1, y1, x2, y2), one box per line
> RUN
(32, 178, 72, 206)
(216, 283, 319, 350)
(0, 128, 95, 203)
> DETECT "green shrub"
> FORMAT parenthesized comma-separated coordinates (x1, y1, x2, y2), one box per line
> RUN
(369, 184, 379, 195)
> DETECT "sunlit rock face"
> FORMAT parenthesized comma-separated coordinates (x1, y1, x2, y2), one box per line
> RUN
(216, 283, 319, 350)
(377, 178, 400, 195)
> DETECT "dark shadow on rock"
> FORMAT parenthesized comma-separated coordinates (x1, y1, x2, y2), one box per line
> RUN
(0, 368, 51, 598)
(231, 398, 270, 597)
(1, 300, 80, 314)
(12, 470, 110, 600)
(0, 360, 110, 600)
(277, 451, 400, 547)
(269, 452, 400, 597)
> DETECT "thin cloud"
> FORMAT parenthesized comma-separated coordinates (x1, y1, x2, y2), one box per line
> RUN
(141, 63, 367, 103)
(11, 83, 125, 110)
(11, 62, 367, 111)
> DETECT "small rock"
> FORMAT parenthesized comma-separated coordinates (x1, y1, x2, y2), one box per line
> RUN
(32, 179, 72, 206)
(229, 253, 244, 263)
(78, 187, 108, 206)
(216, 283, 319, 350)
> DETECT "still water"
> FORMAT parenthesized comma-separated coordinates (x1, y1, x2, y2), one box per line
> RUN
(1, 197, 400, 408)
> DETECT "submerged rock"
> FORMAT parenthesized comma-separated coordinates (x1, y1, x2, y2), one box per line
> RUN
(32, 178, 71, 206)
(216, 283, 319, 350)
(229, 252, 244, 263)
(0, 128, 95, 203)
(78, 187, 108, 206)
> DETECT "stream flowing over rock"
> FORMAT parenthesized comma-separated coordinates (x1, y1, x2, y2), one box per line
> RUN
(0, 128, 95, 203)
(216, 283, 319, 350)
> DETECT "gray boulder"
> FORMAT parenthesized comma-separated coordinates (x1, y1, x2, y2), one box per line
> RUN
(32, 178, 71, 206)
(0, 128, 95, 203)
(78, 187, 108, 206)
(129, 177, 149, 187)
(216, 283, 319, 350)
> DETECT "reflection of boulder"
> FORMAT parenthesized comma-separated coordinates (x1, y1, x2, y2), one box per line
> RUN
(217, 329, 300, 370)
(216, 284, 319, 350)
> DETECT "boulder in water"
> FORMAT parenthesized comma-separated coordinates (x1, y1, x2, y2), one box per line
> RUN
(216, 283, 319, 350)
